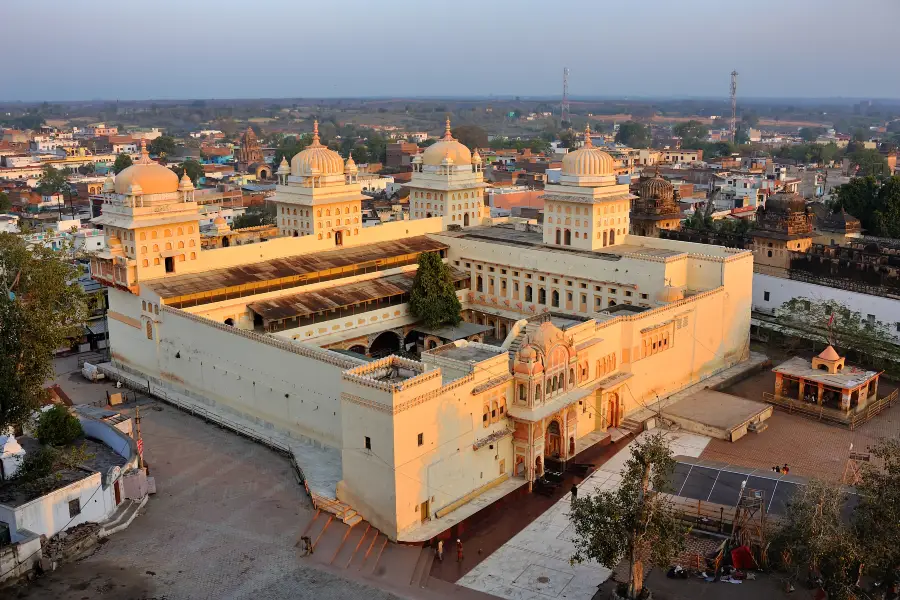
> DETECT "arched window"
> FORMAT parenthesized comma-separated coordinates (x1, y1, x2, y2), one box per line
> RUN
(187, 225, 194, 233)
(140, 246, 147, 254)
(525, 285, 533, 302)
(189, 239, 195, 247)
(535, 385, 541, 402)
(142, 300, 146, 311)
(519, 384, 526, 401)
(152, 244, 159, 252)
(165, 242, 172, 250)
(483, 405, 490, 428)
(164, 229, 172, 237)
(476, 276, 483, 292)
(141, 259, 148, 267)
(151, 231, 158, 239)
(326, 209, 331, 216)
(190, 252, 196, 259)
(178, 241, 184, 249)
(139, 232, 146, 241)
(539, 288, 546, 304)
(177, 227, 183, 235)
(317, 209, 322, 217)
(569, 369, 575, 386)
(551, 290, 559, 307)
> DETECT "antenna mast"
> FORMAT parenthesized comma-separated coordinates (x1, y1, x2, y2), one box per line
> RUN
(730, 70, 738, 142)
(561, 67, 571, 127)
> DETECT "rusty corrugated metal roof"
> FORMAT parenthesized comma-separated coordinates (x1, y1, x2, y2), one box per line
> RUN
(247, 267, 467, 322)
(146, 236, 448, 300)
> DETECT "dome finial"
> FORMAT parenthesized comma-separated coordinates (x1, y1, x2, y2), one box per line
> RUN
(312, 120, 320, 145)
(443, 116, 453, 140)
(583, 124, 593, 148)
(138, 138, 151, 164)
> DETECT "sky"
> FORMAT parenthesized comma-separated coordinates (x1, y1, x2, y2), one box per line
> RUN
(2, 0, 899, 102)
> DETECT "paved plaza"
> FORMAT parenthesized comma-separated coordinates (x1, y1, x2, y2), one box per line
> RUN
(456, 430, 711, 600)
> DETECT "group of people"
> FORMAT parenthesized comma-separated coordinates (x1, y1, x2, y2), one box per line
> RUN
(434, 538, 464, 563)
(772, 463, 790, 475)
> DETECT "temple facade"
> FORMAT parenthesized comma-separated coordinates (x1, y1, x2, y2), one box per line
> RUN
(750, 191, 814, 269)
(91, 121, 753, 542)
(630, 169, 683, 237)
(235, 127, 269, 179)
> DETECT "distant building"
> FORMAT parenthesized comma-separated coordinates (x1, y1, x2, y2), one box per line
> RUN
(386, 141, 419, 168)
(630, 171, 682, 237)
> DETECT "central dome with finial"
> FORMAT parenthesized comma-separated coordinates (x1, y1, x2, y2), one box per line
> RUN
(114, 139, 180, 195)
(290, 121, 345, 177)
(561, 125, 615, 177)
(421, 118, 472, 167)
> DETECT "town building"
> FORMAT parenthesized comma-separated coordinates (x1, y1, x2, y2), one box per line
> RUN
(630, 170, 682, 237)
(91, 120, 753, 542)
(386, 141, 420, 168)
(235, 127, 270, 179)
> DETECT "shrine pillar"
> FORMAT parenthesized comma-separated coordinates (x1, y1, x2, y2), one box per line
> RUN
(817, 383, 824, 406)
(774, 373, 784, 397)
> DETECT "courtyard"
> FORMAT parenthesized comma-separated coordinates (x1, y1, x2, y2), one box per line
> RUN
(10, 357, 403, 600)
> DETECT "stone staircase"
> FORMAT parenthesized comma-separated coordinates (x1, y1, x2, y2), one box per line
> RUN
(507, 322, 541, 358)
(310, 493, 363, 527)
(299, 511, 496, 598)
(99, 495, 148, 538)
(609, 415, 646, 442)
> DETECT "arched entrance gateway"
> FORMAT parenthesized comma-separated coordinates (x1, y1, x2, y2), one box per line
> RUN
(607, 392, 621, 428)
(545, 420, 562, 458)
(368, 330, 401, 358)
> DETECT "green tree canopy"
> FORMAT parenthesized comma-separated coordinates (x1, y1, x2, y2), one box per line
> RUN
(570, 433, 686, 599)
(774, 479, 863, 600)
(853, 439, 900, 587)
(172, 159, 204, 185)
(148, 135, 177, 157)
(273, 134, 312, 167)
(408, 252, 462, 329)
(831, 175, 900, 236)
(615, 121, 650, 148)
(0, 235, 88, 431)
(76, 162, 96, 176)
(451, 125, 488, 151)
(232, 205, 276, 230)
(672, 120, 709, 143)
(35, 404, 84, 446)
(798, 127, 826, 142)
(36, 164, 74, 218)
(0, 191, 11, 213)
(113, 153, 133, 174)
(350, 145, 369, 165)
(848, 148, 889, 178)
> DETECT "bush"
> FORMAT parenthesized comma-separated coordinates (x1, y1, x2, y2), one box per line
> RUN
(35, 405, 83, 446)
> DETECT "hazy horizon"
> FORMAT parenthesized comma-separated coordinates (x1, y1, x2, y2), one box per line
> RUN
(3, 0, 899, 102)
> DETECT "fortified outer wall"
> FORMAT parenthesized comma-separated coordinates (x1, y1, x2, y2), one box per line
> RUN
(107, 287, 362, 448)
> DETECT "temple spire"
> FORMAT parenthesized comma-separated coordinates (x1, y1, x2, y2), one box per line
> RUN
(443, 116, 453, 140)
(138, 138, 151, 164)
(312, 120, 320, 145)
(583, 124, 593, 148)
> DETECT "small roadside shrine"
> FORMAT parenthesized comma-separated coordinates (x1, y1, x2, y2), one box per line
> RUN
(772, 346, 880, 415)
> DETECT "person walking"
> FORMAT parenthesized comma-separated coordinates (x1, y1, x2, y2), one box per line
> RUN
(782, 464, 790, 475)
(571, 482, 578, 503)
(456, 539, 463, 563)
(436, 539, 444, 562)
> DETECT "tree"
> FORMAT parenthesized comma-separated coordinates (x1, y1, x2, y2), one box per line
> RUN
(672, 120, 708, 143)
(148, 135, 176, 158)
(615, 121, 650, 148)
(774, 297, 897, 363)
(365, 132, 388, 163)
(36, 165, 73, 219)
(774, 479, 863, 600)
(0, 191, 11, 213)
(76, 162, 96, 176)
(172, 159, 203, 185)
(853, 439, 900, 588)
(35, 404, 84, 446)
(848, 148, 889, 178)
(558, 130, 579, 149)
(113, 152, 133, 174)
(408, 252, 462, 329)
(831, 175, 900, 236)
(273, 134, 312, 167)
(351, 145, 369, 165)
(799, 127, 825, 142)
(420, 138, 437, 147)
(232, 205, 275, 230)
(0, 235, 88, 432)
(570, 433, 686, 599)
(451, 125, 488, 151)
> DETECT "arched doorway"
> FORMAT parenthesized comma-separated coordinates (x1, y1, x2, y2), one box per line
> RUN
(607, 392, 620, 428)
(603, 231, 608, 246)
(498, 322, 507, 340)
(555, 229, 561, 244)
(463, 213, 470, 227)
(222, 236, 230, 247)
(335, 230, 343, 246)
(369, 330, 401, 358)
(545, 420, 562, 458)
(564, 229, 571, 245)
(609, 229, 616, 245)
(224, 318, 234, 327)
(535, 456, 543, 478)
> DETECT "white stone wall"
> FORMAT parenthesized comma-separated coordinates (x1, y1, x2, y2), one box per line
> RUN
(753, 272, 900, 340)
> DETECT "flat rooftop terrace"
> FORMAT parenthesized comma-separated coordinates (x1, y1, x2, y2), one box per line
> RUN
(147, 236, 448, 307)
(440, 224, 687, 260)
(427, 342, 503, 364)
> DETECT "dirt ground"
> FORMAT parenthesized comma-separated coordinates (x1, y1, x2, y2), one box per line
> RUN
(596, 567, 818, 600)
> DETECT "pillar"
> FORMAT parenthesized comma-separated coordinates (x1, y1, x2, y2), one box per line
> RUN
(872, 376, 879, 401)
(774, 373, 784, 397)
(798, 379, 805, 402)
(817, 383, 824, 406)
(841, 390, 851, 412)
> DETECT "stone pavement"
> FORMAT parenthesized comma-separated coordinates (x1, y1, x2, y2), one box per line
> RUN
(456, 430, 711, 600)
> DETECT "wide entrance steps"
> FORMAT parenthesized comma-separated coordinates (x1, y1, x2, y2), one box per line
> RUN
(299, 510, 500, 598)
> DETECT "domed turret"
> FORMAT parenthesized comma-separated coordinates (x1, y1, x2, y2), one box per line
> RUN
(102, 173, 115, 193)
(561, 125, 615, 177)
(178, 171, 194, 192)
(421, 118, 472, 167)
(344, 154, 358, 175)
(276, 156, 290, 176)
(114, 139, 179, 195)
(766, 192, 806, 214)
(640, 168, 674, 201)
(290, 121, 345, 177)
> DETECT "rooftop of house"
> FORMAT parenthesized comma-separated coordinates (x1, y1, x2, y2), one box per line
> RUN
(0, 437, 126, 508)
(426, 340, 504, 364)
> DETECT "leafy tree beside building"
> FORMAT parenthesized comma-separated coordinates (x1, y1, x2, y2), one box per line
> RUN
(615, 121, 650, 148)
(831, 175, 900, 237)
(409, 252, 461, 329)
(113, 152, 133, 174)
(0, 235, 88, 431)
(569, 433, 686, 599)
(172, 159, 204, 185)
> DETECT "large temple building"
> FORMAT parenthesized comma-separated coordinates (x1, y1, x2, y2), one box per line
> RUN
(91, 120, 753, 541)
